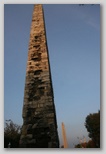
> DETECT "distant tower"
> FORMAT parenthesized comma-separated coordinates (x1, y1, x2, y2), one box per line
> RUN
(61, 122, 68, 148)
(20, 4, 59, 148)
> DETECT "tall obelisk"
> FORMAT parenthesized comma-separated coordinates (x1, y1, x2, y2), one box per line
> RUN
(20, 4, 59, 148)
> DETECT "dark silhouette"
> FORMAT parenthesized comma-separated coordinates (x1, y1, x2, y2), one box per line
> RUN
(4, 120, 21, 148)
(85, 110, 100, 148)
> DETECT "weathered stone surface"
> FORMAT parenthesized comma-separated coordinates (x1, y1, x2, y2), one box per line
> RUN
(26, 134, 33, 139)
(27, 139, 36, 144)
(32, 123, 37, 129)
(20, 4, 59, 148)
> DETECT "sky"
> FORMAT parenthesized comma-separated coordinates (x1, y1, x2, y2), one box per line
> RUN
(4, 4, 100, 148)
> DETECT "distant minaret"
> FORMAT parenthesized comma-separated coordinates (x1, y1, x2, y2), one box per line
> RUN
(20, 4, 59, 148)
(61, 122, 68, 148)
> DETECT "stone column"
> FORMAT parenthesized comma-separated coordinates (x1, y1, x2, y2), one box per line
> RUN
(19, 4, 59, 148)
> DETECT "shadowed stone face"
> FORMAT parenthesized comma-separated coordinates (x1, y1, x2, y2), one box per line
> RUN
(20, 4, 59, 148)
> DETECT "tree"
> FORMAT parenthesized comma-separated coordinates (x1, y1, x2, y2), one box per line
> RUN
(4, 119, 21, 148)
(75, 144, 82, 148)
(75, 140, 95, 148)
(86, 140, 95, 148)
(85, 111, 100, 148)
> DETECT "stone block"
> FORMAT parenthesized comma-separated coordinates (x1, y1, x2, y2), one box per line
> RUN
(27, 139, 36, 144)
(26, 134, 33, 139)
(32, 123, 38, 129)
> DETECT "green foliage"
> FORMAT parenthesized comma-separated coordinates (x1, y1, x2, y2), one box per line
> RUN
(85, 111, 100, 148)
(4, 120, 21, 148)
